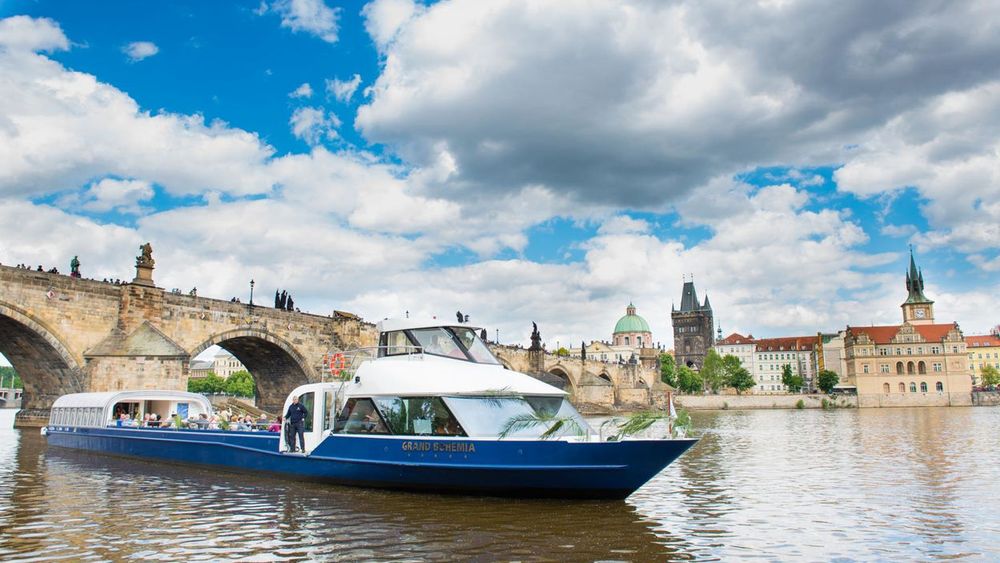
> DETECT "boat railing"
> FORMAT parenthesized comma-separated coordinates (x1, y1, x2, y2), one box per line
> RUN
(322, 345, 425, 381)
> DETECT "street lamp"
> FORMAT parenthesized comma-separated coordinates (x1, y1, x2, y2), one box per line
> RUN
(495, 328, 499, 344)
(249, 279, 255, 307)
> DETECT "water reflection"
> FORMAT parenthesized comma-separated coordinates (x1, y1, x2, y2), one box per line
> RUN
(1, 408, 999, 561)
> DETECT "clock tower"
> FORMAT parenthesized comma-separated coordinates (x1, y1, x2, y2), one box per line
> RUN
(901, 249, 934, 325)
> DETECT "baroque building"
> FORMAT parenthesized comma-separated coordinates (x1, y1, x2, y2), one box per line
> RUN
(572, 303, 658, 368)
(843, 250, 972, 407)
(671, 279, 714, 370)
(966, 329, 1000, 383)
(715, 333, 819, 393)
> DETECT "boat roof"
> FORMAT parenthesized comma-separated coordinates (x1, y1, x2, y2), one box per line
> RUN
(353, 355, 565, 397)
(377, 318, 484, 333)
(52, 390, 213, 409)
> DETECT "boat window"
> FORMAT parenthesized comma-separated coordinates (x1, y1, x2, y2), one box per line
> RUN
(409, 328, 468, 360)
(450, 327, 500, 365)
(299, 392, 315, 432)
(323, 390, 337, 432)
(383, 331, 416, 356)
(445, 396, 592, 439)
(334, 398, 389, 434)
(373, 397, 466, 436)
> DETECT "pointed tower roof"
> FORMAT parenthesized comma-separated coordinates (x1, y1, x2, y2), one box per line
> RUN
(679, 281, 700, 312)
(904, 248, 933, 304)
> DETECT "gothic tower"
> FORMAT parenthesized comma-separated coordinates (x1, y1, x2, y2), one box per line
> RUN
(901, 248, 935, 325)
(671, 278, 715, 370)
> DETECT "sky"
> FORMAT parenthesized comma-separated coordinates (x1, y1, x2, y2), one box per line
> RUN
(0, 0, 998, 354)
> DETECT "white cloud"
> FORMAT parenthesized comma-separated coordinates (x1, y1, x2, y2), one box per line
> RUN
(0, 15, 68, 52)
(63, 177, 155, 214)
(288, 82, 313, 98)
(271, 0, 339, 43)
(362, 0, 420, 51)
(289, 106, 340, 145)
(326, 73, 361, 103)
(122, 41, 159, 62)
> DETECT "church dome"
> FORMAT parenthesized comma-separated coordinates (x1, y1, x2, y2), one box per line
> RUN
(613, 303, 651, 334)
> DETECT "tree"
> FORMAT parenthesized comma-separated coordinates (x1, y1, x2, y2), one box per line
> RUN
(0, 366, 21, 389)
(676, 365, 703, 394)
(659, 353, 677, 387)
(728, 367, 756, 395)
(781, 364, 804, 393)
(981, 365, 1000, 388)
(817, 370, 840, 394)
(555, 347, 570, 357)
(701, 349, 725, 393)
(188, 372, 225, 394)
(224, 370, 256, 397)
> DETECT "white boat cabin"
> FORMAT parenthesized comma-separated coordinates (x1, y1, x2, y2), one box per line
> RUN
(48, 391, 214, 428)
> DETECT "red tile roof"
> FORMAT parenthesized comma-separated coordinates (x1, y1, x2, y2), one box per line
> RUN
(717, 332, 753, 345)
(966, 334, 1000, 347)
(754, 336, 817, 352)
(848, 323, 958, 344)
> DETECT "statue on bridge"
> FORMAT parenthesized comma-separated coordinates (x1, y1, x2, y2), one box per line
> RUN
(70, 256, 81, 278)
(137, 243, 154, 268)
(581, 341, 586, 361)
(529, 322, 542, 351)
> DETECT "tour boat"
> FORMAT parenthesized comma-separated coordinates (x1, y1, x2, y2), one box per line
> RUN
(43, 319, 697, 499)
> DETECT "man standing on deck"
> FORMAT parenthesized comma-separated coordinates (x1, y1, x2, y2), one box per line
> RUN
(285, 396, 308, 453)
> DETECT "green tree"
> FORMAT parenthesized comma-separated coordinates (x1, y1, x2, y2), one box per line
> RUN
(659, 353, 677, 387)
(781, 364, 804, 393)
(555, 347, 570, 357)
(0, 366, 21, 389)
(188, 372, 226, 394)
(701, 349, 725, 393)
(728, 367, 756, 395)
(676, 365, 703, 394)
(981, 364, 1000, 388)
(224, 370, 256, 397)
(817, 370, 840, 394)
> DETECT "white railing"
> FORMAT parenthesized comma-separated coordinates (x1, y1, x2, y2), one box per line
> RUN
(321, 345, 425, 381)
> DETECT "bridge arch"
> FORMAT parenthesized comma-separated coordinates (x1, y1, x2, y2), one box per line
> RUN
(546, 365, 578, 394)
(190, 328, 316, 415)
(0, 302, 84, 422)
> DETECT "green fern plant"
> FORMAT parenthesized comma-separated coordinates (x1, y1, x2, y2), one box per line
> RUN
(498, 412, 584, 440)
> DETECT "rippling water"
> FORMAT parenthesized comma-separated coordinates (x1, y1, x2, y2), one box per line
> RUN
(1, 407, 998, 561)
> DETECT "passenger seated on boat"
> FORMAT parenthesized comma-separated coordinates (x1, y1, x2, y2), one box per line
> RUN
(208, 415, 219, 430)
(334, 398, 389, 434)
(267, 416, 282, 433)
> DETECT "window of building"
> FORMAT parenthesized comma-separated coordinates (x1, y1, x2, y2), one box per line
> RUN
(931, 346, 940, 354)
(907, 347, 912, 355)
(896, 348, 902, 355)
(909, 382, 917, 393)
(879, 348, 887, 356)
(880, 364, 890, 373)
(917, 347, 923, 354)
(624, 336, 630, 346)
(896, 361, 904, 375)
(883, 383, 890, 394)
(935, 381, 943, 392)
(863, 364, 870, 374)
(933, 362, 942, 372)
(898, 382, 905, 393)
(920, 382, 928, 393)
(907, 361, 915, 375)
(918, 361, 926, 374)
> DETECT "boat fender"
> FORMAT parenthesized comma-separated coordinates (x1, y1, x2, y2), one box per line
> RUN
(329, 353, 347, 377)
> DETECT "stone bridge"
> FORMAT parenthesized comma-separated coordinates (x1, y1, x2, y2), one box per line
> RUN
(0, 261, 376, 427)
(0, 252, 668, 426)
(491, 346, 669, 414)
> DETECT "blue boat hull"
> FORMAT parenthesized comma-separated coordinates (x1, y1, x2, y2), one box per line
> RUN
(45, 427, 697, 499)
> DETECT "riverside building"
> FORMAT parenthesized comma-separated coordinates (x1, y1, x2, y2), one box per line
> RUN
(843, 251, 973, 407)
(966, 329, 1000, 383)
(715, 333, 818, 393)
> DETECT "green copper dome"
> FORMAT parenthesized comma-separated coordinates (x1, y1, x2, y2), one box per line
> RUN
(613, 303, 651, 334)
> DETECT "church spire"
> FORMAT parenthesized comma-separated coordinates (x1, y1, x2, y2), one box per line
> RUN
(904, 247, 930, 304)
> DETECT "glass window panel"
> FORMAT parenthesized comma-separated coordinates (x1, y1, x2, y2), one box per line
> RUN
(445, 396, 591, 438)
(299, 392, 315, 432)
(374, 396, 465, 436)
(450, 327, 500, 365)
(409, 328, 468, 360)
(334, 398, 389, 434)
(384, 331, 414, 356)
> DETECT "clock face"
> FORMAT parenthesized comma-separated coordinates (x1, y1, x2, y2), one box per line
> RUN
(915, 308, 926, 319)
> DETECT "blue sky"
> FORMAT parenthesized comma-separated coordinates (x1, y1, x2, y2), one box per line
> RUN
(1, 0, 998, 351)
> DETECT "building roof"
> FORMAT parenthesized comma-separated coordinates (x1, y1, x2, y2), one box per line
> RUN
(754, 336, 816, 352)
(717, 332, 753, 345)
(613, 303, 651, 334)
(847, 323, 958, 344)
(966, 334, 1000, 348)
(904, 249, 933, 305)
(675, 281, 711, 312)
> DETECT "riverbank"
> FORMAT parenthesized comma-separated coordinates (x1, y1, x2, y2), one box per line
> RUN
(676, 393, 857, 410)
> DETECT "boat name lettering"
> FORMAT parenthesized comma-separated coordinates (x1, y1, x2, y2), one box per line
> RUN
(401, 441, 476, 453)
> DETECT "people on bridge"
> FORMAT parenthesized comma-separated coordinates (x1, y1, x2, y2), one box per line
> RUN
(285, 396, 308, 453)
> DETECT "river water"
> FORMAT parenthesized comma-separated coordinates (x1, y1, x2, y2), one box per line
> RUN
(0, 407, 998, 562)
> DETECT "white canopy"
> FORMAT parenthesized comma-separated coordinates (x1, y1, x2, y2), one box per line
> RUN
(376, 318, 484, 333)
(351, 355, 565, 397)
(52, 390, 213, 411)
